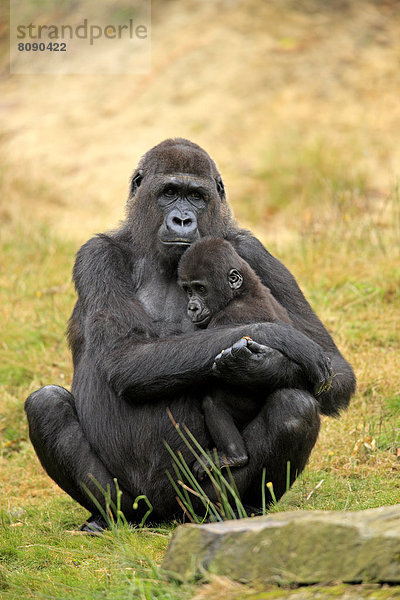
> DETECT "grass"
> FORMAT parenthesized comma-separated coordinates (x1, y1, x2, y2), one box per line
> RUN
(1, 138, 399, 599)
(0, 498, 182, 600)
(234, 136, 368, 225)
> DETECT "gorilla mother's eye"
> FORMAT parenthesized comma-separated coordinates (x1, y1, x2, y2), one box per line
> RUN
(189, 191, 202, 200)
(164, 186, 177, 197)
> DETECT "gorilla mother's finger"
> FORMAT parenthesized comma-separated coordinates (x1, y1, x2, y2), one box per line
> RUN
(245, 338, 274, 355)
(231, 337, 253, 356)
(212, 340, 254, 378)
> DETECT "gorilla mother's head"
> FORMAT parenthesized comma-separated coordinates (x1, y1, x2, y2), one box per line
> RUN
(126, 138, 235, 264)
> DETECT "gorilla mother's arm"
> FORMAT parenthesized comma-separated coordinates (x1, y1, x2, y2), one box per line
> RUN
(71, 235, 333, 405)
(229, 231, 356, 416)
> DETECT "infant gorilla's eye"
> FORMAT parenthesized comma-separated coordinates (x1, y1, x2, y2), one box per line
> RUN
(198, 285, 206, 295)
(182, 285, 192, 297)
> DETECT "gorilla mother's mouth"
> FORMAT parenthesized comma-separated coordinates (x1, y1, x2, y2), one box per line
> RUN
(161, 240, 192, 246)
(160, 239, 193, 248)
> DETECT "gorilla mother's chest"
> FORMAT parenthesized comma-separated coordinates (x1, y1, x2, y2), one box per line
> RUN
(136, 276, 193, 336)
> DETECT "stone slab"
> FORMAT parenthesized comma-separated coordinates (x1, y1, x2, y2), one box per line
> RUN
(163, 505, 400, 585)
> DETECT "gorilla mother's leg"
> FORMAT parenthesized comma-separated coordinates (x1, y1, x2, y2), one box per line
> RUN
(25, 385, 137, 523)
(239, 388, 320, 508)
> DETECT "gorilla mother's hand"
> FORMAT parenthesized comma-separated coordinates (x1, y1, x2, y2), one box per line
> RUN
(212, 336, 333, 396)
(212, 337, 283, 384)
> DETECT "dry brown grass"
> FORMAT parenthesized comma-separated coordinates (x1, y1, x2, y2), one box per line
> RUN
(1, 1, 400, 239)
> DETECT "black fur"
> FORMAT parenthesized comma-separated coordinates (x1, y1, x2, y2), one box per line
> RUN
(25, 138, 356, 522)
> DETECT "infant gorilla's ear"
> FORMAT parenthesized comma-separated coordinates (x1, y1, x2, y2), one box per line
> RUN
(228, 268, 243, 290)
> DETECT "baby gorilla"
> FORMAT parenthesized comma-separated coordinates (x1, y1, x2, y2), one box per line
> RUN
(178, 237, 291, 478)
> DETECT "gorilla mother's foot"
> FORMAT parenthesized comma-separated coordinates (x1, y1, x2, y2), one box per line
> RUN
(80, 514, 108, 535)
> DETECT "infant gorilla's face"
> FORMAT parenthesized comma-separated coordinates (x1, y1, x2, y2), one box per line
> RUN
(181, 279, 212, 327)
(180, 267, 244, 328)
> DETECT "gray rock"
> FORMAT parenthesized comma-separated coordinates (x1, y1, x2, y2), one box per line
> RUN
(163, 505, 400, 584)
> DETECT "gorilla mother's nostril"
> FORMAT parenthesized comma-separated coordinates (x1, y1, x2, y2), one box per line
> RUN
(173, 216, 192, 228)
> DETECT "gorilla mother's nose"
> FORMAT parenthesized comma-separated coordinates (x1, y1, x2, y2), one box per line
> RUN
(166, 208, 197, 236)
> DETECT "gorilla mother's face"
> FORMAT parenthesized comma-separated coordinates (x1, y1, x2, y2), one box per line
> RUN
(128, 139, 228, 259)
(155, 173, 217, 249)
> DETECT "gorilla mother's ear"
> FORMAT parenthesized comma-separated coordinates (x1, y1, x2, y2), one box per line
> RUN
(130, 170, 144, 196)
(215, 176, 225, 200)
(228, 269, 243, 290)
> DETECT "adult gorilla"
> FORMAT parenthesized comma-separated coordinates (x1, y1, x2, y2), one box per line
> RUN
(25, 138, 355, 529)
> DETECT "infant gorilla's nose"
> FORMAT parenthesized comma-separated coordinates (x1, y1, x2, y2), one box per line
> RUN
(187, 299, 201, 318)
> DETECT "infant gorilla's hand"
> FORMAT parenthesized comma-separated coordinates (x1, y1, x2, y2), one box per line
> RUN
(212, 336, 284, 386)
